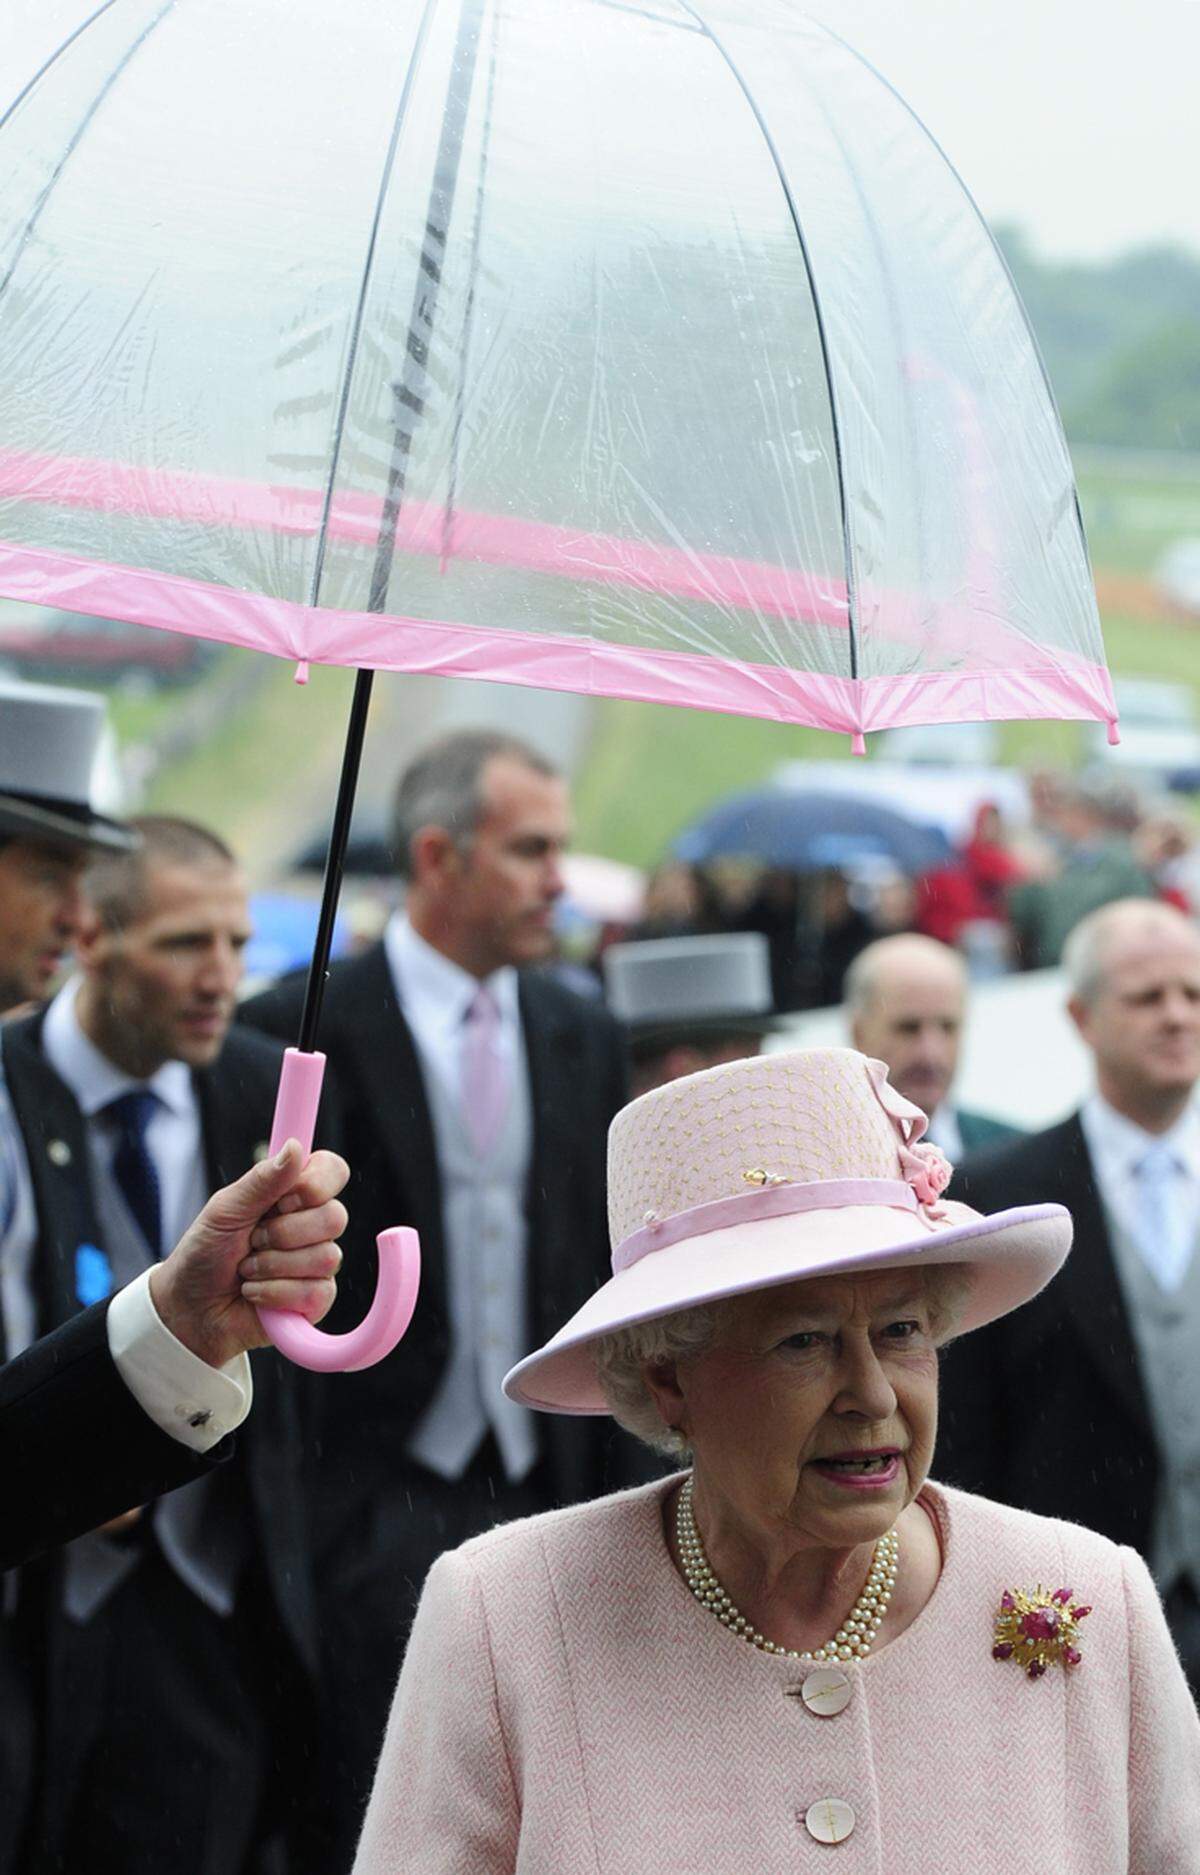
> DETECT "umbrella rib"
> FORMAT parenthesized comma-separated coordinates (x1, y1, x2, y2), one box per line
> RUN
(366, 0, 487, 613)
(669, 2, 860, 687)
(0, 0, 124, 139)
(440, 0, 500, 575)
(0, 0, 180, 310)
(305, 0, 444, 613)
(821, 22, 1097, 618)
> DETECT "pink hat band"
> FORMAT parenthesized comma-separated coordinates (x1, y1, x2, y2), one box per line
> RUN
(613, 1177, 923, 1274)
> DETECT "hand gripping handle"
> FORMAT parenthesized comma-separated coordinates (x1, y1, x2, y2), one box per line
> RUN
(255, 1048, 420, 1373)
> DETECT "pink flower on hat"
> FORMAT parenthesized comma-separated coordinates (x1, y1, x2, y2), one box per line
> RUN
(898, 1140, 953, 1214)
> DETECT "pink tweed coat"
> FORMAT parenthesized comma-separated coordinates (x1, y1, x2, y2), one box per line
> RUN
(353, 1476, 1200, 1873)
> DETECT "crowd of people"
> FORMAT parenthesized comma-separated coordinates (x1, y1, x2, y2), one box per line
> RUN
(2, 676, 1199, 1871)
(616, 772, 1200, 1012)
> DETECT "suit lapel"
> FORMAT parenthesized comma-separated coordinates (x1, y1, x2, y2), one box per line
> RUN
(1, 1012, 98, 1337)
(1051, 1115, 1155, 1439)
(520, 975, 586, 1335)
(341, 944, 446, 1299)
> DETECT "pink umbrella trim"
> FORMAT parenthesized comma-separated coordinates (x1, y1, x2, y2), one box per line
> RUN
(0, 447, 1109, 689)
(0, 537, 1118, 738)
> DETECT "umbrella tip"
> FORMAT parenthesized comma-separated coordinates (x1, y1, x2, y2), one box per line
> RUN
(294, 660, 310, 686)
(850, 731, 867, 758)
(1106, 716, 1120, 746)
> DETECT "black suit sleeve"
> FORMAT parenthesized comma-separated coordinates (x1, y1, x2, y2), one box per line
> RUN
(1, 1301, 232, 1571)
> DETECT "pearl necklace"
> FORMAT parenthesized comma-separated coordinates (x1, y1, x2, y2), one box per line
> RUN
(675, 1474, 899, 1662)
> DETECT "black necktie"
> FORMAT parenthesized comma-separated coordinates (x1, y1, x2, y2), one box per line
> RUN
(105, 1088, 162, 1258)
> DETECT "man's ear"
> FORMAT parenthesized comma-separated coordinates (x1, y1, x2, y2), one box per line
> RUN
(642, 1358, 687, 1440)
(409, 824, 461, 886)
(1066, 993, 1090, 1045)
(72, 905, 106, 968)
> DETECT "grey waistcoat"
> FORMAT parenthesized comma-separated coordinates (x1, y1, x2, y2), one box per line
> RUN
(1107, 1208, 1200, 1595)
(406, 1046, 538, 1483)
(61, 1134, 247, 1624)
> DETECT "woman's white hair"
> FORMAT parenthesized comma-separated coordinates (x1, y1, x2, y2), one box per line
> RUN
(591, 1265, 972, 1458)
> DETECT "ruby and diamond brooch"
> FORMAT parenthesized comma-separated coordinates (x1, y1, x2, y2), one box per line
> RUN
(992, 1585, 1091, 1679)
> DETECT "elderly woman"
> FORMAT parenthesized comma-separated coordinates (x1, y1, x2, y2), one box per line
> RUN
(354, 1048, 1200, 1873)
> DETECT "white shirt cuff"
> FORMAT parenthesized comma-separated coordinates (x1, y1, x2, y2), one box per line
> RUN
(105, 1269, 253, 1454)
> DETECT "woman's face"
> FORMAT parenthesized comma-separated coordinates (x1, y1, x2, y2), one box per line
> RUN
(660, 1271, 941, 1553)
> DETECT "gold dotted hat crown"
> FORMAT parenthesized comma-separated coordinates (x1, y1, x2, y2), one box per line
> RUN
(608, 1046, 904, 1250)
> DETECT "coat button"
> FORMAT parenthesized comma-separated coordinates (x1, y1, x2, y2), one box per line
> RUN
(47, 1139, 72, 1166)
(799, 1665, 853, 1717)
(803, 1798, 856, 1845)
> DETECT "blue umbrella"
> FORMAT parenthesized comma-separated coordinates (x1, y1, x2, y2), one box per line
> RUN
(246, 893, 351, 984)
(674, 790, 954, 874)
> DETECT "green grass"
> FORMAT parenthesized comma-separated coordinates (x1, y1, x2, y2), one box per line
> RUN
(574, 705, 850, 866)
(144, 656, 356, 853)
(1076, 460, 1200, 575)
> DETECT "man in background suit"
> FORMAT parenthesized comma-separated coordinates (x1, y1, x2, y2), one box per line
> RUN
(845, 932, 1020, 1157)
(938, 898, 1200, 1691)
(243, 728, 633, 1869)
(1, 816, 323, 1874)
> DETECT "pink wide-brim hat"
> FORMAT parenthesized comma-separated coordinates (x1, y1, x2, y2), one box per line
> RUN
(504, 1046, 1071, 1414)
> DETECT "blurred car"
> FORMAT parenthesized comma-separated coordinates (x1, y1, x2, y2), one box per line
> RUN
(0, 601, 213, 687)
(873, 720, 1000, 766)
(1084, 676, 1200, 793)
(774, 755, 1028, 843)
(1156, 537, 1200, 616)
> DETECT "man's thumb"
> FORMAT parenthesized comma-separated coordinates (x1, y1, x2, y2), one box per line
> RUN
(212, 1139, 303, 1225)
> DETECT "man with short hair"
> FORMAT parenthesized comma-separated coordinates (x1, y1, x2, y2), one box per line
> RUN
(845, 932, 1018, 1158)
(0, 816, 323, 1875)
(243, 727, 632, 1870)
(938, 897, 1200, 1690)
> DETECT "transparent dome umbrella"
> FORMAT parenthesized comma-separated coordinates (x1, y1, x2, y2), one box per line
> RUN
(0, 0, 1115, 1367)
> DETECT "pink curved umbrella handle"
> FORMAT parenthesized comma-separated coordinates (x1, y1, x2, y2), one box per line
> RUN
(255, 1048, 421, 1373)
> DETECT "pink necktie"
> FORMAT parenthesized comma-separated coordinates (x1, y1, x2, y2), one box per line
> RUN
(462, 985, 508, 1156)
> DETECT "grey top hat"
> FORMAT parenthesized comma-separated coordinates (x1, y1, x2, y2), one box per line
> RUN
(603, 932, 778, 1043)
(0, 677, 136, 851)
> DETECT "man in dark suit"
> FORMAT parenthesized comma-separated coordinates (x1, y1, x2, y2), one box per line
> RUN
(243, 728, 634, 1869)
(846, 932, 1020, 1157)
(938, 897, 1200, 1691)
(0, 816, 325, 1874)
(1, 1140, 345, 1573)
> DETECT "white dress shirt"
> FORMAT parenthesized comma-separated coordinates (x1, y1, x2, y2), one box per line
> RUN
(384, 913, 536, 1480)
(1080, 1093, 1200, 1290)
(107, 1269, 251, 1451)
(384, 914, 522, 1106)
(924, 1104, 964, 1163)
(44, 977, 205, 1256)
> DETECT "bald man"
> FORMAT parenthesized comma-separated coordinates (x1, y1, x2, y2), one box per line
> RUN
(845, 933, 1018, 1157)
(938, 898, 1200, 1691)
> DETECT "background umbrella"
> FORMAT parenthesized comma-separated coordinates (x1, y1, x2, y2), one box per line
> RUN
(675, 789, 955, 873)
(0, 0, 1116, 1367)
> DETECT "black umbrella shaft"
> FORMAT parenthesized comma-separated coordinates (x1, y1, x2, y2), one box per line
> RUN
(297, 0, 487, 1058)
(298, 668, 375, 1054)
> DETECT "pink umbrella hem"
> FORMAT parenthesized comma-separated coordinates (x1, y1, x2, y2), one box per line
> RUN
(0, 537, 1118, 738)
